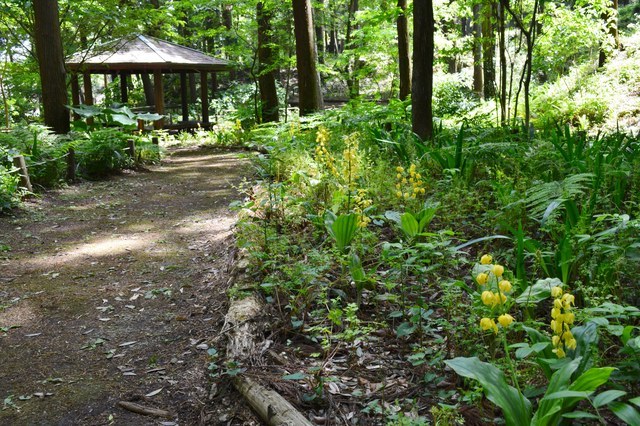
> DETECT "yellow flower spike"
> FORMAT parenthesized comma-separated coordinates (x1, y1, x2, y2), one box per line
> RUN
(416, 173, 422, 179)
(396, 191, 402, 198)
(551, 307, 561, 319)
(566, 338, 577, 350)
(403, 192, 409, 199)
(481, 291, 494, 306)
(498, 314, 515, 328)
(551, 286, 563, 298)
(396, 173, 402, 180)
(497, 293, 507, 305)
(564, 331, 574, 341)
(402, 178, 407, 184)
(492, 264, 505, 277)
(499, 280, 512, 293)
(396, 166, 404, 173)
(552, 335, 560, 347)
(480, 254, 493, 265)
(554, 299, 563, 309)
(420, 188, 426, 194)
(476, 273, 489, 285)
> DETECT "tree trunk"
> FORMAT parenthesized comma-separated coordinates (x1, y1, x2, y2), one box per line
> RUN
(33, 0, 69, 134)
(397, 0, 411, 101)
(412, 0, 434, 141)
(223, 5, 237, 80)
(482, 0, 496, 100)
(498, 1, 507, 125)
(141, 73, 155, 107)
(472, 3, 483, 97)
(292, 0, 324, 115)
(314, 0, 326, 64)
(257, 2, 279, 123)
(345, 0, 361, 98)
(599, 0, 620, 67)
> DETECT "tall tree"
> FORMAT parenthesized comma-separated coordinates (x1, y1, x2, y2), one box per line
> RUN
(257, 1, 279, 122)
(314, 0, 326, 64)
(472, 3, 483, 97)
(345, 0, 360, 98)
(292, 0, 324, 115)
(397, 0, 411, 100)
(412, 0, 434, 140)
(33, 0, 69, 134)
(599, 0, 620, 66)
(481, 0, 496, 99)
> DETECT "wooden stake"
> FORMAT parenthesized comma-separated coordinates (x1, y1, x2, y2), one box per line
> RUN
(12, 155, 32, 192)
(152, 136, 159, 145)
(127, 139, 135, 159)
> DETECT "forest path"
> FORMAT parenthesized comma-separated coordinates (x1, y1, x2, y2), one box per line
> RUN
(0, 147, 260, 425)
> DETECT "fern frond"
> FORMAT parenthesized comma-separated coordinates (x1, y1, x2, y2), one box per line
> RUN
(524, 173, 594, 221)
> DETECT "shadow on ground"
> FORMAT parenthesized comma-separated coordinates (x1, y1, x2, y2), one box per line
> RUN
(0, 147, 261, 425)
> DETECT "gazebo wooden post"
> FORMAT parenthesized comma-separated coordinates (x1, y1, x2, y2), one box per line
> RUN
(180, 71, 188, 123)
(83, 72, 94, 125)
(70, 73, 80, 120)
(120, 72, 128, 104)
(153, 70, 165, 129)
(200, 71, 209, 125)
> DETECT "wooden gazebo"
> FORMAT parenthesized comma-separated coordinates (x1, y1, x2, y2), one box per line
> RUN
(66, 35, 230, 129)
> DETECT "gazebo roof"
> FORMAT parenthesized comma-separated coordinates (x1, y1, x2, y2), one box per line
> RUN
(67, 34, 230, 73)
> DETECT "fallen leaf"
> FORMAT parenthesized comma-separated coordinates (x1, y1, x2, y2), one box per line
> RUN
(118, 341, 137, 347)
(145, 388, 163, 397)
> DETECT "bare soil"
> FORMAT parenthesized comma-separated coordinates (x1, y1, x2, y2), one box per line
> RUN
(0, 147, 261, 425)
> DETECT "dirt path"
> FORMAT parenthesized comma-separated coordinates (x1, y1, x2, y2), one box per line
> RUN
(0, 147, 260, 425)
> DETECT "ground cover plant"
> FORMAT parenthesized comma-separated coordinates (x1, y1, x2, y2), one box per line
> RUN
(229, 96, 640, 423)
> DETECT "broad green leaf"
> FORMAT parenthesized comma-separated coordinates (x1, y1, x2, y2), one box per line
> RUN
(609, 402, 640, 425)
(109, 113, 137, 126)
(543, 390, 592, 400)
(136, 112, 165, 121)
(516, 278, 563, 305)
(400, 212, 419, 238)
(395, 322, 416, 337)
(629, 397, 640, 408)
(416, 206, 437, 233)
(533, 357, 581, 426)
(561, 411, 600, 420)
(349, 252, 365, 283)
(282, 372, 307, 380)
(445, 357, 531, 426)
(592, 390, 627, 408)
(328, 213, 358, 253)
(569, 367, 615, 392)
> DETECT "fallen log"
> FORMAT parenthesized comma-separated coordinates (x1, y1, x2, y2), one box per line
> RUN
(225, 294, 312, 426)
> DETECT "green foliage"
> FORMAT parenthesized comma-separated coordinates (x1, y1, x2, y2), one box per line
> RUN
(72, 129, 132, 178)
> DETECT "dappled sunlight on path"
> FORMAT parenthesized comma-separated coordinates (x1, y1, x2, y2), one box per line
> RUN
(0, 147, 254, 425)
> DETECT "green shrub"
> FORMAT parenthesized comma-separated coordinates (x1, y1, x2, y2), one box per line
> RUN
(0, 163, 20, 212)
(73, 128, 132, 178)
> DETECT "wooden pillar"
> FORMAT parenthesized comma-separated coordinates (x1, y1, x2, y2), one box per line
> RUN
(153, 70, 165, 129)
(83, 72, 94, 125)
(200, 71, 209, 125)
(70, 73, 80, 120)
(120, 73, 128, 104)
(180, 71, 188, 123)
(83, 73, 94, 105)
